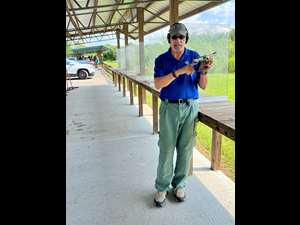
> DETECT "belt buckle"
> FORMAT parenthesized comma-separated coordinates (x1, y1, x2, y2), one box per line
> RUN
(178, 99, 184, 104)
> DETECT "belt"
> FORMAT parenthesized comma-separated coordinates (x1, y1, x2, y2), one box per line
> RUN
(163, 99, 190, 104)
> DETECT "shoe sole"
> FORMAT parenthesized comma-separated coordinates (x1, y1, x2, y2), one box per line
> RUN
(153, 191, 168, 207)
(154, 199, 166, 207)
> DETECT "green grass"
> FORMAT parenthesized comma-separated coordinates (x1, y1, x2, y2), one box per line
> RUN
(201, 73, 235, 101)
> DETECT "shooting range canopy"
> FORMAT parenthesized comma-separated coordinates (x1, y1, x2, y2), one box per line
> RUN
(72, 45, 108, 54)
(66, 0, 229, 42)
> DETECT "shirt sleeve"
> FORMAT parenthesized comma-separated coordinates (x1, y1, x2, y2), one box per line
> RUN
(154, 57, 165, 78)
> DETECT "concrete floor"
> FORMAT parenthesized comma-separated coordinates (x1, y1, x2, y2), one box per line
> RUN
(66, 69, 235, 225)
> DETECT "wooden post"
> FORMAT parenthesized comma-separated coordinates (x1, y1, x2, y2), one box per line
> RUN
(116, 29, 120, 68)
(118, 74, 121, 92)
(124, 24, 129, 71)
(143, 89, 146, 104)
(152, 95, 158, 134)
(211, 130, 222, 170)
(134, 84, 137, 96)
(169, 0, 179, 25)
(129, 80, 133, 105)
(122, 76, 126, 97)
(137, 7, 145, 75)
(138, 85, 143, 116)
(112, 72, 115, 86)
(127, 79, 130, 92)
(116, 29, 120, 49)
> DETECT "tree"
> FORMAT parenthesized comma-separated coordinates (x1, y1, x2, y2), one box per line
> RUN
(103, 44, 116, 60)
(66, 43, 73, 56)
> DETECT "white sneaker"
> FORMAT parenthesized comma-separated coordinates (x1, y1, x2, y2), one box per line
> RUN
(154, 191, 167, 207)
(173, 187, 185, 202)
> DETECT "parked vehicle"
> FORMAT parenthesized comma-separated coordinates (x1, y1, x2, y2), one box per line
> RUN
(66, 59, 95, 79)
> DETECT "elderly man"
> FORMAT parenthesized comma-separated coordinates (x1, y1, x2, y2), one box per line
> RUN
(153, 22, 213, 207)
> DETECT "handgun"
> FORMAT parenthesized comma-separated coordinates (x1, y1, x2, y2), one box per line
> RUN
(192, 51, 216, 67)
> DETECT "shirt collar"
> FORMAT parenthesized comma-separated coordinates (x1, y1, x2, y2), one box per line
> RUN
(167, 47, 187, 61)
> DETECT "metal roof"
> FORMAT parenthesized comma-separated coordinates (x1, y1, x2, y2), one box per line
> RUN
(66, 0, 229, 44)
(72, 45, 108, 54)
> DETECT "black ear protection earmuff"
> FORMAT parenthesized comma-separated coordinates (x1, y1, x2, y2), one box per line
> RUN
(167, 23, 189, 44)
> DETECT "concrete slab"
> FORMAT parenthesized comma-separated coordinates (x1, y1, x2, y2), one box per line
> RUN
(66, 70, 235, 225)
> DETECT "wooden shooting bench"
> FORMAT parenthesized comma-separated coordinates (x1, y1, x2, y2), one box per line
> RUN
(103, 64, 235, 172)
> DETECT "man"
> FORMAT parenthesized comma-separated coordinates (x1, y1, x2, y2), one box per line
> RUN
(153, 22, 213, 207)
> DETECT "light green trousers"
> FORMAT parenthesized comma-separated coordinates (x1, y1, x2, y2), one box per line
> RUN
(155, 99, 199, 192)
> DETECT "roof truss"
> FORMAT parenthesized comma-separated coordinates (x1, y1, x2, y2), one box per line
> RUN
(66, 0, 229, 42)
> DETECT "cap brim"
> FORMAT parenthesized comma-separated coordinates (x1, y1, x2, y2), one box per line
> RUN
(170, 31, 186, 36)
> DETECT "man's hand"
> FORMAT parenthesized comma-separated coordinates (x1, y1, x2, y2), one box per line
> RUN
(199, 56, 213, 73)
(176, 64, 194, 76)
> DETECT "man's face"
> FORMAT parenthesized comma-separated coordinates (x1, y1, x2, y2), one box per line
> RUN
(170, 34, 186, 52)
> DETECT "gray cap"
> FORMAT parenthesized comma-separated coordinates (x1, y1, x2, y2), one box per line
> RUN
(168, 23, 188, 36)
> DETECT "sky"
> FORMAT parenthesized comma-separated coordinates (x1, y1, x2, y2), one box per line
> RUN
(182, 0, 235, 28)
(73, 0, 235, 48)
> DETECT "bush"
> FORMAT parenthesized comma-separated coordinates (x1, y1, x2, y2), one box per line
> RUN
(103, 49, 116, 61)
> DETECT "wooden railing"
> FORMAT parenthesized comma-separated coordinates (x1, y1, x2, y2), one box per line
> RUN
(102, 63, 235, 173)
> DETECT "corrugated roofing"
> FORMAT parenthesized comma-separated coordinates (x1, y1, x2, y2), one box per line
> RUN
(66, 0, 229, 44)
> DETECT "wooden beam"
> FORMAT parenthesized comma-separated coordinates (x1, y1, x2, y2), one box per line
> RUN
(72, 0, 82, 8)
(66, 6, 138, 17)
(169, 0, 179, 25)
(71, 0, 164, 11)
(66, 31, 72, 40)
(66, 0, 84, 37)
(105, 0, 123, 33)
(116, 9, 128, 23)
(67, 18, 71, 29)
(96, 13, 107, 25)
(143, 7, 168, 23)
(111, 8, 139, 31)
(130, 1, 226, 35)
(67, 31, 115, 41)
(91, 0, 99, 34)
(67, 21, 137, 33)
(67, 1, 226, 16)
(115, 0, 138, 31)
(67, 28, 117, 37)
(130, 1, 168, 33)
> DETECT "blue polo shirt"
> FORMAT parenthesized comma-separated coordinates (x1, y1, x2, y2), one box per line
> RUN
(154, 48, 201, 100)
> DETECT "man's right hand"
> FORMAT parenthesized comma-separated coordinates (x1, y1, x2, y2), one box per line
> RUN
(176, 64, 194, 76)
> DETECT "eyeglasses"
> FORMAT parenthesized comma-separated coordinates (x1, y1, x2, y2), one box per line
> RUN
(171, 35, 185, 40)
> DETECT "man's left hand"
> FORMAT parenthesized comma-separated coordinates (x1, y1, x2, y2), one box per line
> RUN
(199, 56, 213, 73)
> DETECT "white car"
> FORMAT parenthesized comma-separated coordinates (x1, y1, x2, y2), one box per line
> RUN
(66, 59, 96, 79)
